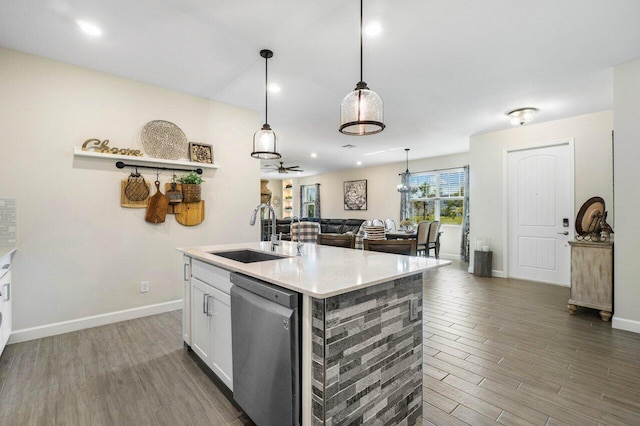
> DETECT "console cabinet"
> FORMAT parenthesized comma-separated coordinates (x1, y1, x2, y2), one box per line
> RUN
(568, 241, 613, 321)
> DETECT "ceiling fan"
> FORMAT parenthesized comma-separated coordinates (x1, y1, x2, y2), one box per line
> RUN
(262, 162, 304, 174)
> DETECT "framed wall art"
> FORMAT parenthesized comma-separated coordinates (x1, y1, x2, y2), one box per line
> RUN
(344, 179, 367, 210)
(189, 142, 213, 164)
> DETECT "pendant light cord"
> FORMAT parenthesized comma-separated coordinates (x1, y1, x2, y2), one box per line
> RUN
(264, 55, 269, 124)
(405, 148, 410, 173)
(360, 0, 363, 82)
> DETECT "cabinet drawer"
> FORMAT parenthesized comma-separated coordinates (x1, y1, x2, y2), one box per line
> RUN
(192, 259, 232, 295)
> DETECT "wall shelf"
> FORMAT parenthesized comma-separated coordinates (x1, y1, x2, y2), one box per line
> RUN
(73, 147, 220, 170)
(282, 179, 293, 219)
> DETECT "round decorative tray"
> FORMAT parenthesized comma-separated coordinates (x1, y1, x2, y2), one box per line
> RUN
(575, 196, 605, 235)
(141, 120, 188, 160)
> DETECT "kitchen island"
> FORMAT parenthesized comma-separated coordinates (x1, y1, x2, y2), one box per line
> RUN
(179, 241, 450, 426)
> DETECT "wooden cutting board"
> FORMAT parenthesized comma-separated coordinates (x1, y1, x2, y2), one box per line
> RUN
(121, 179, 149, 208)
(145, 181, 169, 223)
(174, 201, 205, 226)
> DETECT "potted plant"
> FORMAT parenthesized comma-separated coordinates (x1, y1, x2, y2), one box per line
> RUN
(177, 172, 204, 202)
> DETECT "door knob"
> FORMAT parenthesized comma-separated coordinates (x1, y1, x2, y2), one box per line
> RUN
(557, 231, 569, 236)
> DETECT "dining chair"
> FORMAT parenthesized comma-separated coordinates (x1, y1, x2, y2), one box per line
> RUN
(384, 218, 397, 231)
(363, 239, 417, 256)
(415, 221, 430, 256)
(362, 225, 386, 241)
(425, 220, 441, 258)
(291, 221, 320, 243)
(353, 222, 368, 249)
(372, 219, 384, 226)
(317, 233, 356, 249)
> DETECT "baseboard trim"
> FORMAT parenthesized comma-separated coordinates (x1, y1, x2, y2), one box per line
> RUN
(612, 316, 640, 334)
(8, 300, 182, 344)
(466, 266, 506, 278)
(437, 253, 459, 261)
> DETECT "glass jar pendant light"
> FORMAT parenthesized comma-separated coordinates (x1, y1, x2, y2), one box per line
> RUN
(339, 0, 385, 136)
(252, 49, 281, 159)
(397, 148, 411, 193)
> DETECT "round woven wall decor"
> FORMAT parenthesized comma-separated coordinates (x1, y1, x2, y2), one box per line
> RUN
(141, 120, 188, 160)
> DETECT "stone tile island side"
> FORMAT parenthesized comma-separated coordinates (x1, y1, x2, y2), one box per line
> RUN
(179, 241, 450, 425)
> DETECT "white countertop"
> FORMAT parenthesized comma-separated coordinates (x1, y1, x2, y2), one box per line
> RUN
(178, 241, 451, 298)
(0, 247, 15, 260)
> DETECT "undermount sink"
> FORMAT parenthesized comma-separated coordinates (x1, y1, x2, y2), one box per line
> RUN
(208, 249, 289, 264)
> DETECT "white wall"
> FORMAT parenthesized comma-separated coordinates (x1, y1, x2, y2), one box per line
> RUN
(297, 152, 468, 259)
(613, 60, 640, 333)
(469, 111, 613, 276)
(0, 47, 260, 334)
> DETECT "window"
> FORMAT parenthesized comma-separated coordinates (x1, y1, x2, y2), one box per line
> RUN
(409, 169, 465, 225)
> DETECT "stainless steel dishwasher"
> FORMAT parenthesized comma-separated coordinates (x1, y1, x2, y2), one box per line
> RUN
(230, 272, 301, 426)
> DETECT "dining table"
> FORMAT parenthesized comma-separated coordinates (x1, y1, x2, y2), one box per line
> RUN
(385, 230, 417, 240)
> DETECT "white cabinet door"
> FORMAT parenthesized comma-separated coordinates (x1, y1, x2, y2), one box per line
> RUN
(190, 278, 212, 364)
(0, 270, 11, 354)
(210, 286, 233, 390)
(186, 258, 234, 391)
(183, 255, 191, 345)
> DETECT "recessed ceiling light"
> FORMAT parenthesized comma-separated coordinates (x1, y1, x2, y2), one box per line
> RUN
(310, 152, 317, 158)
(356, 161, 362, 166)
(364, 21, 382, 36)
(364, 150, 385, 156)
(76, 19, 102, 37)
(267, 83, 280, 93)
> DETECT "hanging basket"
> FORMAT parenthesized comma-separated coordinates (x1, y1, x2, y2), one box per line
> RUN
(182, 184, 201, 203)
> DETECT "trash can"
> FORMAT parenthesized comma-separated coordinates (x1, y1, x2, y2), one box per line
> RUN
(473, 250, 492, 277)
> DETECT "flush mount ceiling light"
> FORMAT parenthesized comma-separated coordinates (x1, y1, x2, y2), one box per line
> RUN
(251, 49, 281, 160)
(339, 0, 385, 136)
(397, 148, 411, 193)
(507, 107, 538, 126)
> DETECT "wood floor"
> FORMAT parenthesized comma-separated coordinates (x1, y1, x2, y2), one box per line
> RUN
(1, 262, 639, 425)
(423, 262, 640, 426)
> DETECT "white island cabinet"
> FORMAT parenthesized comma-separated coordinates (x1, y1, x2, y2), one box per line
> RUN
(185, 257, 233, 390)
(0, 248, 15, 356)
(179, 241, 450, 426)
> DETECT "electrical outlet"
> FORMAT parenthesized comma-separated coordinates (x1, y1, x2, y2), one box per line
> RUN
(141, 281, 149, 293)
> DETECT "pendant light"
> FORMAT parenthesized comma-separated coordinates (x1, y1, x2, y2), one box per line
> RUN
(252, 49, 281, 159)
(339, 0, 385, 136)
(397, 148, 411, 193)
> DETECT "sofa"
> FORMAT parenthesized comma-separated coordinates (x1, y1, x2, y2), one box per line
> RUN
(261, 218, 365, 241)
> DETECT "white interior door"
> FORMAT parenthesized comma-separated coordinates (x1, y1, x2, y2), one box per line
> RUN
(507, 143, 573, 285)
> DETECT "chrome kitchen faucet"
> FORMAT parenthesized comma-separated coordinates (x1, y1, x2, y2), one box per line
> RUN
(249, 203, 279, 250)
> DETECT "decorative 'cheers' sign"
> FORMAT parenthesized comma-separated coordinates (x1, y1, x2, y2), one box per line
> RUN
(82, 139, 143, 156)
